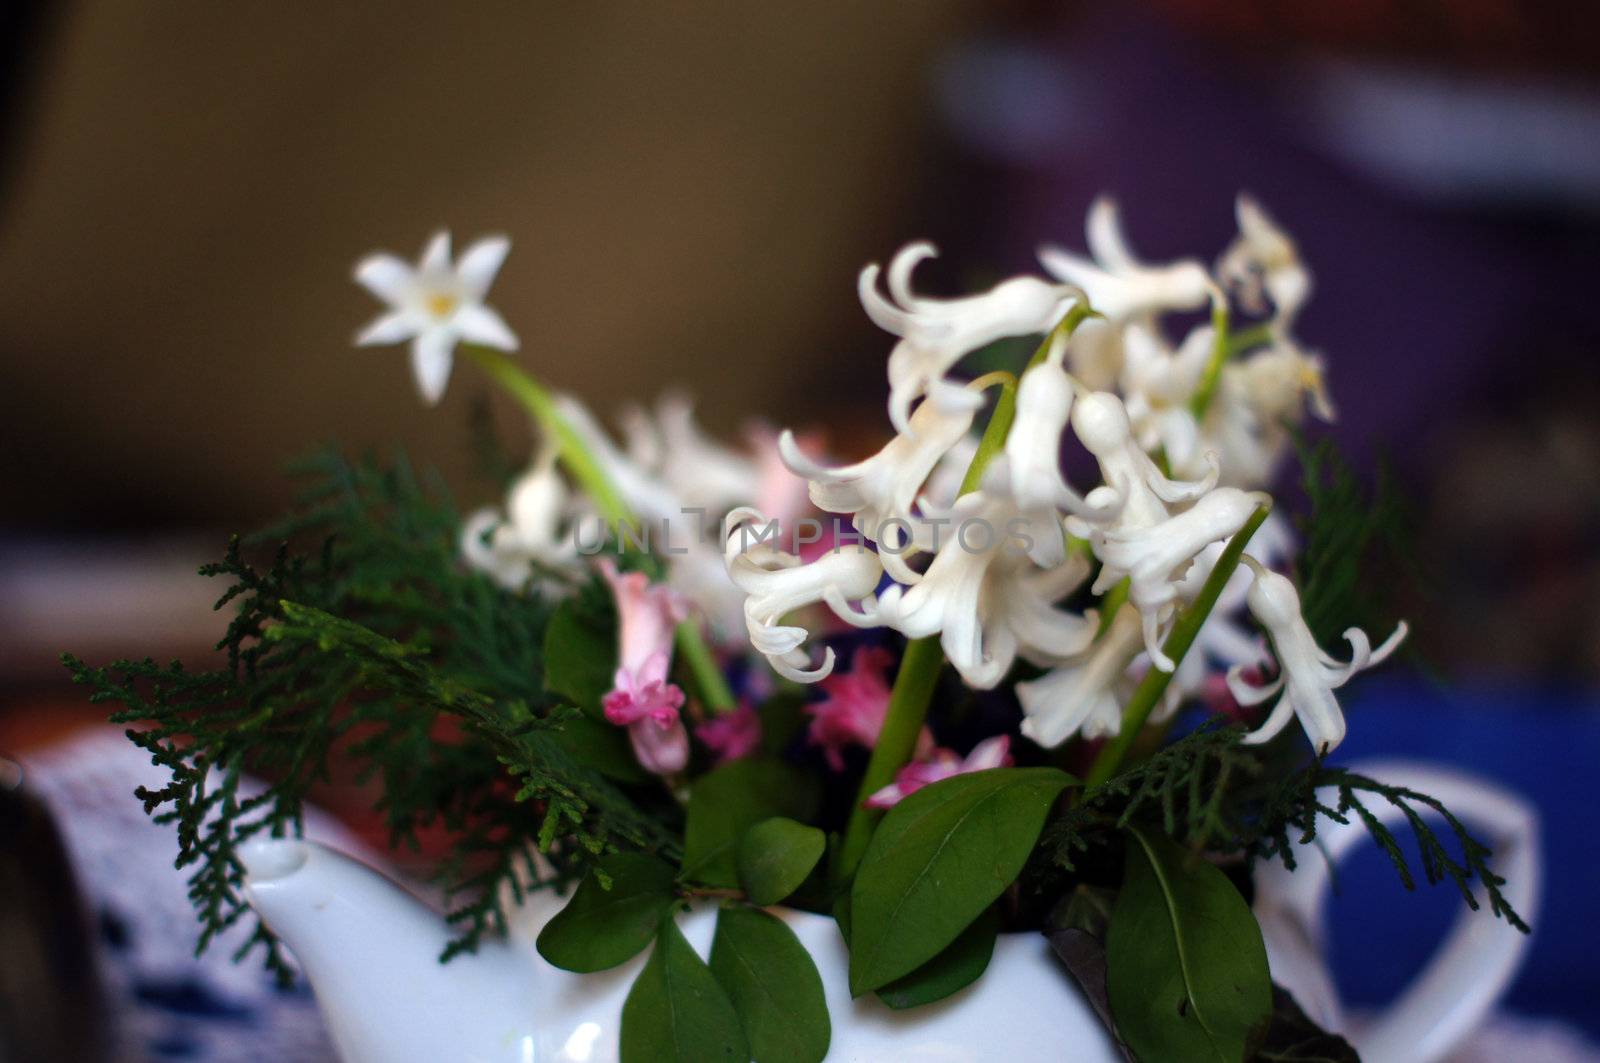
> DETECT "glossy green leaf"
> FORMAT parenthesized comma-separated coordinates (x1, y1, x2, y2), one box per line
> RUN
(848, 767, 1073, 995)
(737, 817, 826, 906)
(543, 598, 614, 717)
(536, 853, 677, 972)
(621, 917, 749, 1063)
(682, 759, 820, 888)
(1107, 827, 1272, 1063)
(876, 905, 999, 1010)
(708, 905, 831, 1063)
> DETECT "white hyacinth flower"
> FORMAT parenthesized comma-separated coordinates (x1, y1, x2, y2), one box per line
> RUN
(1093, 485, 1268, 672)
(723, 508, 883, 682)
(555, 395, 683, 522)
(920, 433, 980, 515)
(1016, 603, 1144, 747)
(1230, 557, 1408, 754)
(1156, 512, 1294, 712)
(779, 396, 976, 552)
(1118, 321, 1212, 466)
(860, 242, 1080, 434)
(1038, 198, 1215, 321)
(1172, 341, 1335, 487)
(1004, 360, 1120, 566)
(832, 487, 1096, 689)
(460, 448, 581, 593)
(1218, 196, 1311, 330)
(1067, 389, 1270, 671)
(651, 393, 762, 514)
(354, 231, 518, 405)
(1070, 390, 1216, 532)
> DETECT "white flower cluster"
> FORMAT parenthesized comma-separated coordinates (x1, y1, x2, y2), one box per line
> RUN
(461, 392, 806, 643)
(721, 197, 1401, 754)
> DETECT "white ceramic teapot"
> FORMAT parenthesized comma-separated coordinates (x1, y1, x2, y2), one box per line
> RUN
(240, 760, 1538, 1063)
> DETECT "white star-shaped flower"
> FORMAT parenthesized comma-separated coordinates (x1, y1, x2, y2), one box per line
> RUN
(354, 231, 518, 405)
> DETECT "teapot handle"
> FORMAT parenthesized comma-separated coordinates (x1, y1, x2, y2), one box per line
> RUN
(1252, 759, 1540, 1063)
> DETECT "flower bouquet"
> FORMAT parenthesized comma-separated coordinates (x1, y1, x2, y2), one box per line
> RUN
(69, 199, 1530, 1062)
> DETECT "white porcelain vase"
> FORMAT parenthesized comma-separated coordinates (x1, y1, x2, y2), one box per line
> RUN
(240, 760, 1539, 1063)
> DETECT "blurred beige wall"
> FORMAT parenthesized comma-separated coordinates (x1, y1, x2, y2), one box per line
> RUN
(0, 2, 981, 529)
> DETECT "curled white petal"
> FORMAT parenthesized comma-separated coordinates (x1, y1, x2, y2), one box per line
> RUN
(1038, 199, 1212, 321)
(780, 397, 975, 549)
(1017, 604, 1144, 748)
(459, 451, 584, 595)
(862, 242, 1077, 433)
(1234, 561, 1407, 754)
(722, 507, 883, 683)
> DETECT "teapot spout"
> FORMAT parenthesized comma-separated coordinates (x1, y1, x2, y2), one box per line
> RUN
(241, 840, 541, 1063)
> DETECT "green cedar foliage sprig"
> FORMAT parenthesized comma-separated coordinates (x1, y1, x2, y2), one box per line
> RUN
(64, 449, 675, 976)
(1029, 725, 1527, 932)
(1291, 433, 1416, 647)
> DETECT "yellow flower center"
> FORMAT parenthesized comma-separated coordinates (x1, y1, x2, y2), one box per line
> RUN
(426, 293, 459, 319)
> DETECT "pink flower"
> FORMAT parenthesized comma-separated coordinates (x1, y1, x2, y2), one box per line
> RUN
(806, 646, 897, 771)
(598, 558, 691, 775)
(748, 424, 818, 532)
(864, 735, 1013, 809)
(696, 701, 763, 764)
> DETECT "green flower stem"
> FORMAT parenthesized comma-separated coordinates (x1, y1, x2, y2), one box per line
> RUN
(1081, 503, 1271, 789)
(1095, 578, 1131, 637)
(831, 634, 945, 884)
(674, 621, 736, 713)
(461, 346, 736, 713)
(1226, 322, 1273, 357)
(833, 303, 1098, 883)
(958, 303, 1096, 496)
(462, 347, 633, 524)
(1187, 300, 1233, 420)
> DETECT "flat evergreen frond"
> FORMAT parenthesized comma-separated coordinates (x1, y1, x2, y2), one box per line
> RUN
(1030, 725, 1528, 932)
(1034, 725, 1259, 875)
(1259, 767, 1530, 933)
(1292, 435, 1412, 646)
(268, 601, 681, 859)
(66, 449, 647, 974)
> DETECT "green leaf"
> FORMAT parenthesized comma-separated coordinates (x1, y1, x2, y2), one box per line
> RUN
(621, 917, 749, 1063)
(683, 759, 821, 888)
(549, 710, 650, 783)
(708, 905, 831, 1063)
(737, 817, 826, 906)
(536, 853, 678, 972)
(1107, 827, 1272, 1063)
(848, 767, 1073, 995)
(543, 598, 615, 717)
(757, 690, 809, 756)
(876, 905, 999, 1010)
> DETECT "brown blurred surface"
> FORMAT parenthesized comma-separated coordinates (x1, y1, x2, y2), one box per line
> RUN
(0, 2, 982, 532)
